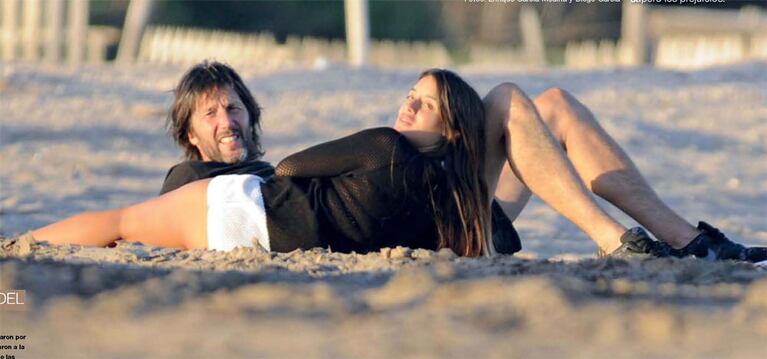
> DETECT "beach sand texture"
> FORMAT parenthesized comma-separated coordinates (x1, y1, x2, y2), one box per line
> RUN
(1, 62, 766, 357)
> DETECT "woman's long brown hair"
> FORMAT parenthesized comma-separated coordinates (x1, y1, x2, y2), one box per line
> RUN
(419, 69, 490, 257)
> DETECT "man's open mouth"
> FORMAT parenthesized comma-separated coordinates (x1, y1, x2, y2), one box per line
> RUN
(218, 133, 241, 144)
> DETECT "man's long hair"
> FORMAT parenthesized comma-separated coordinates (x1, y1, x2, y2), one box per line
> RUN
(419, 69, 490, 257)
(167, 61, 264, 161)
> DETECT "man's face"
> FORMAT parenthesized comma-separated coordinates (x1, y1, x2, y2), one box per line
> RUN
(188, 86, 257, 164)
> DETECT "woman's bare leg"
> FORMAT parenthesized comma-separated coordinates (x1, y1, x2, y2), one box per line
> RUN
(484, 83, 626, 253)
(33, 179, 210, 250)
(531, 88, 699, 248)
(494, 162, 532, 222)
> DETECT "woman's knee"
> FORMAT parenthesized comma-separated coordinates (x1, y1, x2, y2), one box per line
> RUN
(536, 87, 602, 136)
(535, 87, 591, 119)
(484, 82, 526, 108)
(534, 87, 583, 138)
(534, 87, 569, 117)
(536, 87, 570, 106)
(484, 83, 536, 123)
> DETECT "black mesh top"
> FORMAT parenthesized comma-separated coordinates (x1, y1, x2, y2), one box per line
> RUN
(157, 128, 522, 255)
(261, 127, 440, 253)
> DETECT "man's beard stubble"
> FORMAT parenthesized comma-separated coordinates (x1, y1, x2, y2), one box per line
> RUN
(199, 136, 256, 164)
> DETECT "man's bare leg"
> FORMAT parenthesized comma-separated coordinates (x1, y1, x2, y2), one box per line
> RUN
(530, 88, 699, 248)
(484, 83, 626, 253)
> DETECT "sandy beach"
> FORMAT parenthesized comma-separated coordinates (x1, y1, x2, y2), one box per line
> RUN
(1, 61, 766, 358)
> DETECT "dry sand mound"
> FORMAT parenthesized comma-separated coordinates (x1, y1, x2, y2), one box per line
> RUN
(1, 61, 766, 357)
(1, 237, 766, 358)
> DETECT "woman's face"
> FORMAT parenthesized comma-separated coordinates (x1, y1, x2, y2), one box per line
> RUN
(394, 75, 445, 150)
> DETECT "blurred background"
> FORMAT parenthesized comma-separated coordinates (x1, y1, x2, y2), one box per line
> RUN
(1, 0, 766, 71)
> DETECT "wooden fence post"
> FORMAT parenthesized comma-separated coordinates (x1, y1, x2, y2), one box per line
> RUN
(45, 0, 64, 63)
(344, 0, 369, 67)
(520, 6, 546, 67)
(117, 0, 154, 64)
(67, 0, 88, 65)
(621, 0, 648, 65)
(2, 0, 19, 61)
(22, 0, 41, 61)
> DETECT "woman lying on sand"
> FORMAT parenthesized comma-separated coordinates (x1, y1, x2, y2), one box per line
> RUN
(31, 65, 765, 261)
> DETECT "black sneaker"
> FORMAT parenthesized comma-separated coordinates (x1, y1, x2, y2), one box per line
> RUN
(604, 227, 677, 259)
(679, 222, 767, 262)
